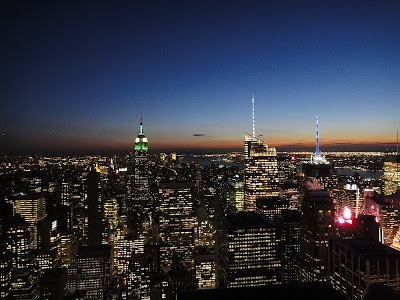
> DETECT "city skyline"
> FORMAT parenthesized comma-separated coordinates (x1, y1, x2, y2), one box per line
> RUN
(2, 1, 400, 154)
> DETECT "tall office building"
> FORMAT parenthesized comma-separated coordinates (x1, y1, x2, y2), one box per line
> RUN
(38, 268, 67, 300)
(86, 169, 104, 248)
(131, 115, 150, 211)
(274, 209, 301, 284)
(158, 182, 196, 271)
(0, 202, 13, 298)
(334, 183, 362, 220)
(8, 192, 46, 249)
(383, 154, 400, 196)
(218, 210, 281, 288)
(364, 192, 400, 245)
(74, 246, 111, 299)
(299, 189, 334, 282)
(256, 197, 289, 219)
(0, 253, 11, 299)
(194, 249, 216, 290)
(69, 168, 110, 299)
(226, 179, 244, 211)
(244, 133, 279, 211)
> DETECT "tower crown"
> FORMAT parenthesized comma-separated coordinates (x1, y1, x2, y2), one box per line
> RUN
(311, 113, 328, 164)
(135, 114, 148, 150)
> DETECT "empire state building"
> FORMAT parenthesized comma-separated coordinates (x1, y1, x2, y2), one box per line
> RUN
(130, 115, 150, 211)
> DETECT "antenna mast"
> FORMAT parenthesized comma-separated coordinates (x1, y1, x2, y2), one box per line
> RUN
(315, 113, 320, 158)
(252, 94, 255, 138)
(397, 125, 399, 154)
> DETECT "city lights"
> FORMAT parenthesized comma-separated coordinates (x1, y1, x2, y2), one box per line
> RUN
(1, 1, 400, 299)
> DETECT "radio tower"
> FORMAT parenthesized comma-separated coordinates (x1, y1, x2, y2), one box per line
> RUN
(252, 94, 255, 138)
(397, 125, 399, 155)
(315, 113, 320, 161)
(311, 113, 327, 164)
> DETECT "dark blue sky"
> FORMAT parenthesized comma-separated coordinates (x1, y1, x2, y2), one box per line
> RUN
(1, 1, 400, 153)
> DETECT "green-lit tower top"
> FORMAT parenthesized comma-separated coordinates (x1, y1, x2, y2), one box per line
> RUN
(134, 114, 148, 150)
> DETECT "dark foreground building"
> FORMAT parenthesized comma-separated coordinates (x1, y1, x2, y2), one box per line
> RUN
(179, 282, 347, 300)
(218, 210, 280, 288)
(332, 238, 400, 300)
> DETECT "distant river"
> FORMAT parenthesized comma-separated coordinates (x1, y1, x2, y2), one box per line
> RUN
(186, 155, 243, 168)
(336, 168, 382, 180)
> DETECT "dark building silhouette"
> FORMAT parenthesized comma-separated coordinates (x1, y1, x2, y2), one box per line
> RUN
(275, 209, 301, 284)
(332, 238, 400, 299)
(299, 189, 334, 282)
(39, 268, 67, 300)
(67, 168, 110, 299)
(86, 169, 104, 248)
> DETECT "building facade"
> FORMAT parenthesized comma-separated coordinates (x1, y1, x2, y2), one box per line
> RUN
(158, 182, 196, 271)
(299, 189, 334, 282)
(332, 238, 400, 300)
(244, 134, 279, 211)
(218, 210, 281, 288)
(131, 117, 150, 211)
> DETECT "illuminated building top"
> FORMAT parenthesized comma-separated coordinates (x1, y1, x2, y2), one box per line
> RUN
(310, 114, 329, 164)
(244, 133, 276, 158)
(134, 114, 148, 151)
(391, 226, 400, 250)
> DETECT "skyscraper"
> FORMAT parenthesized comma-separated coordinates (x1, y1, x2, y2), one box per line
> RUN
(8, 192, 46, 249)
(131, 115, 150, 211)
(69, 168, 110, 299)
(243, 95, 279, 211)
(244, 133, 279, 211)
(86, 169, 104, 248)
(299, 189, 334, 282)
(383, 154, 400, 196)
(158, 182, 196, 271)
(274, 209, 301, 284)
(218, 210, 281, 288)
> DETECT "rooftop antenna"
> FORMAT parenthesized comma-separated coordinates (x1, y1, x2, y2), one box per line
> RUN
(315, 113, 320, 158)
(139, 112, 143, 135)
(252, 94, 255, 138)
(397, 125, 399, 155)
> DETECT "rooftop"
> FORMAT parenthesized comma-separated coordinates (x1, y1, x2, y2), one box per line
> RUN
(221, 210, 276, 231)
(334, 238, 400, 260)
(179, 282, 347, 300)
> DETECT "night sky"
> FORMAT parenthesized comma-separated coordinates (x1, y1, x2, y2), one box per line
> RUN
(1, 1, 400, 154)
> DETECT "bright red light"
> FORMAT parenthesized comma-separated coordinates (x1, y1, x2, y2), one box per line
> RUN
(337, 206, 354, 225)
(290, 156, 296, 161)
(343, 207, 351, 219)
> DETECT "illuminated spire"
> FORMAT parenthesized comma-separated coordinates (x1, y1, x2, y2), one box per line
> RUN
(252, 94, 255, 138)
(315, 113, 320, 158)
(397, 125, 399, 155)
(311, 113, 328, 164)
(139, 112, 144, 135)
(135, 113, 148, 150)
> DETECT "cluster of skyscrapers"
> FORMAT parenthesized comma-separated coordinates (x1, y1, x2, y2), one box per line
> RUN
(0, 110, 400, 300)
